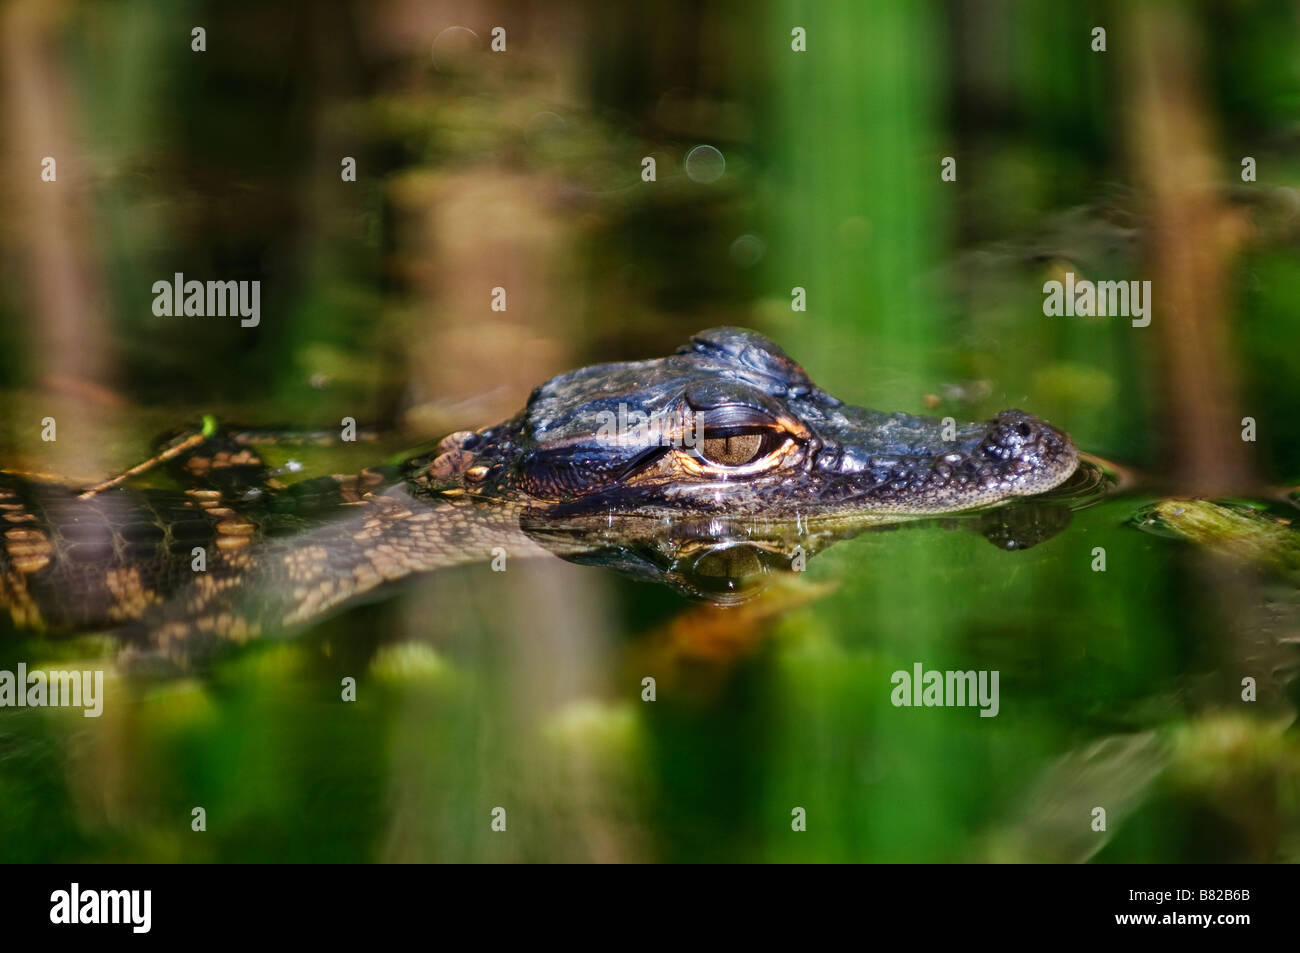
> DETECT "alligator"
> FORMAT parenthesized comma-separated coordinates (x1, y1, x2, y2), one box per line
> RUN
(0, 327, 1080, 665)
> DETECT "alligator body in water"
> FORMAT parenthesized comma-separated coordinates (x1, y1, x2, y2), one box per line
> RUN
(0, 328, 1079, 663)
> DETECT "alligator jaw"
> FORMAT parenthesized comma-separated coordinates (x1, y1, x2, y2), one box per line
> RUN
(787, 405, 1080, 518)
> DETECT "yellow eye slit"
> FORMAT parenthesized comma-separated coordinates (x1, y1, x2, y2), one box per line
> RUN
(689, 427, 794, 471)
(701, 432, 765, 466)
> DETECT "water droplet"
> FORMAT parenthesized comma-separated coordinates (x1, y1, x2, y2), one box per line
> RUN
(684, 145, 725, 184)
(729, 234, 765, 267)
(431, 26, 481, 71)
(525, 111, 566, 146)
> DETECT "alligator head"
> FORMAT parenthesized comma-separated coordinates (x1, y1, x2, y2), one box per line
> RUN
(423, 327, 1079, 522)
(0, 328, 1087, 658)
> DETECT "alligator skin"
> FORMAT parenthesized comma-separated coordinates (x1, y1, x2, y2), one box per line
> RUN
(0, 328, 1079, 663)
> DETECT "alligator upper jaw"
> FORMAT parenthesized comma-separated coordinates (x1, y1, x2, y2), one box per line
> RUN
(797, 407, 1081, 518)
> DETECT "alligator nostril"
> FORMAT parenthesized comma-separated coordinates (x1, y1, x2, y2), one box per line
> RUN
(1014, 422, 1033, 439)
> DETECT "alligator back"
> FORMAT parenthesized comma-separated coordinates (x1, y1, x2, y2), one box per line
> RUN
(0, 473, 289, 635)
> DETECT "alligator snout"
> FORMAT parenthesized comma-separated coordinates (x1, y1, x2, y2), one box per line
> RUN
(946, 408, 1075, 501)
(979, 410, 1073, 469)
(802, 405, 1079, 516)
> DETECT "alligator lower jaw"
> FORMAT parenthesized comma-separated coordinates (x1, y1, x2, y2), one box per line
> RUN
(530, 478, 1080, 530)
(815, 455, 1082, 520)
(550, 452, 1082, 523)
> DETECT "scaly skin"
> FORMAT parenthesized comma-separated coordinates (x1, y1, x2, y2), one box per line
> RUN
(0, 328, 1078, 663)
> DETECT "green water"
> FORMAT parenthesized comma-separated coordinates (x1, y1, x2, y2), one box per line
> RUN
(1, 479, 1295, 862)
(1, 0, 1299, 862)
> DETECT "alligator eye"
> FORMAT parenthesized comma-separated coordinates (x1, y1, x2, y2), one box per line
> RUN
(701, 433, 761, 466)
(698, 428, 782, 467)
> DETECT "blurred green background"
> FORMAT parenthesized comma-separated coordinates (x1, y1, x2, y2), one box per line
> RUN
(1, 0, 1299, 862)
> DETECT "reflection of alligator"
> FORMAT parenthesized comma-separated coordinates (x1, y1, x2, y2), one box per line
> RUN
(0, 328, 1079, 661)
(520, 484, 1097, 605)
